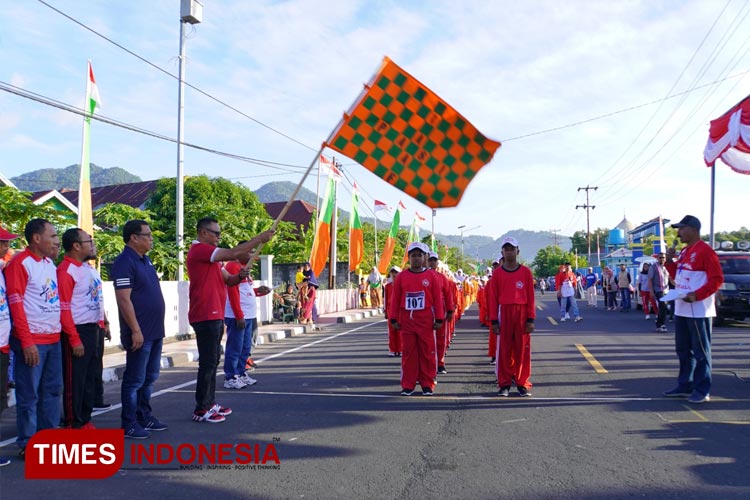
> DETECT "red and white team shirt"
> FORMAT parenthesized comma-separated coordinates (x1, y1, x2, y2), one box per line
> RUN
(57, 256, 105, 346)
(5, 249, 61, 348)
(674, 240, 724, 318)
(224, 260, 263, 319)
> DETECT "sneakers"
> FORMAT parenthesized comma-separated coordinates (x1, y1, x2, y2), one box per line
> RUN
(437, 366, 447, 374)
(565, 313, 571, 320)
(688, 392, 710, 404)
(223, 376, 246, 389)
(388, 352, 397, 357)
(192, 404, 226, 423)
(560, 316, 566, 322)
(240, 374, 258, 386)
(497, 386, 510, 397)
(657, 325, 668, 332)
(489, 357, 496, 365)
(400, 388, 415, 396)
(422, 388, 434, 396)
(93, 403, 112, 410)
(216, 405, 232, 416)
(140, 416, 168, 431)
(663, 386, 692, 398)
(0, 457, 10, 467)
(518, 386, 532, 397)
(124, 422, 150, 439)
(645, 314, 651, 320)
(245, 358, 257, 369)
(574, 316, 583, 323)
(81, 421, 97, 430)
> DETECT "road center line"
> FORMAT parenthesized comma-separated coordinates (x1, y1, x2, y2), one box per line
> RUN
(576, 344, 609, 374)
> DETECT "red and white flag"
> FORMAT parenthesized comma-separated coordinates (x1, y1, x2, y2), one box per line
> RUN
(319, 154, 342, 179)
(374, 200, 390, 213)
(704, 94, 750, 174)
(414, 211, 426, 227)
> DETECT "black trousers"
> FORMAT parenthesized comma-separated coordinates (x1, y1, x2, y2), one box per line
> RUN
(93, 326, 106, 406)
(192, 320, 224, 412)
(0, 350, 9, 413)
(654, 291, 668, 327)
(63, 323, 99, 427)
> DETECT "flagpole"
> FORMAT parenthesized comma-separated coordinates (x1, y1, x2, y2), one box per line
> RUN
(329, 159, 339, 289)
(374, 211, 379, 265)
(431, 209, 436, 252)
(245, 144, 326, 269)
(78, 60, 94, 238)
(709, 164, 716, 248)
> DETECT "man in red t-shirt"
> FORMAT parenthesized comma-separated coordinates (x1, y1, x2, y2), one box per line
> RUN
(488, 237, 536, 397)
(186, 217, 273, 423)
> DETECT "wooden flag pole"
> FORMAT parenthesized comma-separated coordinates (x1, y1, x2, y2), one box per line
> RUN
(244, 144, 326, 270)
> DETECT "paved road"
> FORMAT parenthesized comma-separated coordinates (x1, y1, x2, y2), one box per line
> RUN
(1, 293, 749, 499)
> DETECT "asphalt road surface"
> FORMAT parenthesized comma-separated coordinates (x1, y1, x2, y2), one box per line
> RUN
(1, 293, 749, 499)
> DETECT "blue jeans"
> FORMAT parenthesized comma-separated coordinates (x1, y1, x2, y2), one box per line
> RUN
(10, 338, 62, 449)
(673, 316, 712, 396)
(224, 317, 256, 379)
(120, 338, 163, 428)
(619, 288, 632, 311)
(559, 296, 579, 318)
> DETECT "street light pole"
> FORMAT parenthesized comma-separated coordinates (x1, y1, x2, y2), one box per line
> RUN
(176, 0, 203, 281)
(457, 225, 466, 262)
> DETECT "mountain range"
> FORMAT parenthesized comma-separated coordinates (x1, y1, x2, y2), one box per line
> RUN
(10, 169, 570, 261)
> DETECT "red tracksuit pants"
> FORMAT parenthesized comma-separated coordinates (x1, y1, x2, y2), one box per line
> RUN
(436, 321, 449, 366)
(487, 327, 497, 358)
(496, 304, 532, 389)
(388, 321, 402, 354)
(400, 321, 437, 391)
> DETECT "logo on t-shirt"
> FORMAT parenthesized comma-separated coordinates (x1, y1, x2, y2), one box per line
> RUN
(422, 279, 430, 287)
(516, 281, 524, 289)
(41, 278, 59, 305)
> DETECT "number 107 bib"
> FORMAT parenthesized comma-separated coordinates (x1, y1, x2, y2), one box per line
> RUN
(405, 291, 425, 310)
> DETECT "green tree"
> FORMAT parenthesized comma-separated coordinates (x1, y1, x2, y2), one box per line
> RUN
(532, 245, 588, 278)
(0, 187, 73, 248)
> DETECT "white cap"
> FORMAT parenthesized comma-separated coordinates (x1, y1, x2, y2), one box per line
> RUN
(428, 251, 439, 260)
(501, 236, 519, 248)
(407, 242, 429, 254)
(389, 265, 401, 273)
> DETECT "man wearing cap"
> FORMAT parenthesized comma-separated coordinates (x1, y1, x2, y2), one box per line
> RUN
(383, 266, 401, 357)
(662, 215, 723, 404)
(5, 218, 61, 457)
(488, 237, 536, 397)
(389, 242, 445, 396)
(0, 225, 20, 466)
(427, 252, 455, 374)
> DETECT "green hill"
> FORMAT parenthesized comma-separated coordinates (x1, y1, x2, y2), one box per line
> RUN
(11, 164, 141, 192)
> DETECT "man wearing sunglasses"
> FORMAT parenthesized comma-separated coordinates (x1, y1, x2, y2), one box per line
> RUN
(187, 217, 274, 423)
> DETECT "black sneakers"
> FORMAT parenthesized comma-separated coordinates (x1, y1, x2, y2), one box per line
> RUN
(497, 386, 510, 397)
(437, 366, 447, 374)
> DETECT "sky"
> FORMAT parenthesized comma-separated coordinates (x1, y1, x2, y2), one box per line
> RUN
(2, 0, 750, 242)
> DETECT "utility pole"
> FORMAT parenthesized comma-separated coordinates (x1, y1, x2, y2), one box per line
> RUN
(576, 185, 598, 263)
(550, 229, 561, 248)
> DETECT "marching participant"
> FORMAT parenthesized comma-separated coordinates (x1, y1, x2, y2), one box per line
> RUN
(488, 237, 536, 397)
(383, 266, 402, 357)
(389, 242, 445, 396)
(427, 253, 455, 374)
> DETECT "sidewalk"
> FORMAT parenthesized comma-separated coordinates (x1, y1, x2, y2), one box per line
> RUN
(101, 307, 384, 383)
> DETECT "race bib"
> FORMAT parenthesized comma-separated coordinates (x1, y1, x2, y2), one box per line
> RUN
(405, 291, 425, 311)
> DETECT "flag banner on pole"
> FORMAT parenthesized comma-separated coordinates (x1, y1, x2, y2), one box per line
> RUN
(374, 199, 391, 213)
(78, 60, 101, 237)
(349, 183, 364, 272)
(704, 94, 750, 174)
(377, 201, 405, 274)
(319, 154, 343, 178)
(414, 211, 426, 227)
(401, 212, 420, 266)
(310, 172, 337, 277)
(326, 56, 501, 208)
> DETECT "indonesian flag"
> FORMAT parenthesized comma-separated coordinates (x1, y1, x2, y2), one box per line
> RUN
(414, 211, 426, 227)
(374, 200, 390, 213)
(704, 94, 750, 174)
(319, 155, 343, 179)
(78, 60, 101, 237)
(377, 201, 406, 274)
(349, 183, 364, 272)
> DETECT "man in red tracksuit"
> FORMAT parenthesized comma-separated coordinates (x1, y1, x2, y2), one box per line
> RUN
(427, 252, 455, 375)
(389, 242, 445, 396)
(488, 237, 536, 397)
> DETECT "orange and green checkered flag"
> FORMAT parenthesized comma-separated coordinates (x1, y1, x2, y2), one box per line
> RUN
(326, 56, 501, 208)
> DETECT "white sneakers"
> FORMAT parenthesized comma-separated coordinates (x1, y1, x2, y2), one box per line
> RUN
(223, 375, 257, 389)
